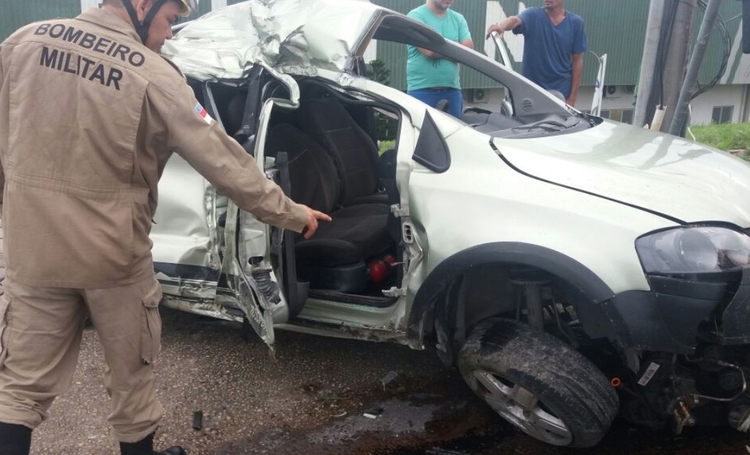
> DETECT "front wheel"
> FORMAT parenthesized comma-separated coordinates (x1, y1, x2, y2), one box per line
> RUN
(458, 318, 619, 448)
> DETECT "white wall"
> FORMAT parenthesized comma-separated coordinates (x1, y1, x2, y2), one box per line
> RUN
(689, 85, 745, 125)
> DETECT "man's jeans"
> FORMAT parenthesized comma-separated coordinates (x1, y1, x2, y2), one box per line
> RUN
(407, 88, 464, 118)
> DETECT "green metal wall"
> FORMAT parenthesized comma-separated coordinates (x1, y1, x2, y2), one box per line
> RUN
(0, 1, 744, 90)
(0, 0, 82, 41)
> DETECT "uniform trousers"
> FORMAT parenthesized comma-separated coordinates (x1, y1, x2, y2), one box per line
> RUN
(0, 274, 164, 443)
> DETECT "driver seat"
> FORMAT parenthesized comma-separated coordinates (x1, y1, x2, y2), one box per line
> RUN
(265, 123, 392, 293)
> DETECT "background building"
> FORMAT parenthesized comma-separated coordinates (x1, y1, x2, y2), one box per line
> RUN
(2, 0, 747, 126)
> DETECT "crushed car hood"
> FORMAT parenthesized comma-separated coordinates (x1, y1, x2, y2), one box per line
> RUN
(493, 120, 750, 226)
(161, 0, 380, 82)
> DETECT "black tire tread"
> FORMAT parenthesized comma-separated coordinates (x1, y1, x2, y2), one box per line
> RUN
(458, 318, 619, 448)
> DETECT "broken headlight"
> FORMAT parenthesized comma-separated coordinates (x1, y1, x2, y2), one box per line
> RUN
(636, 226, 750, 274)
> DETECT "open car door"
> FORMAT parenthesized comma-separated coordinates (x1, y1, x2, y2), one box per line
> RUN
(217, 67, 303, 349)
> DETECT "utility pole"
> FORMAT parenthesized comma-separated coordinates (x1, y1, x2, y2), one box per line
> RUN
(669, 0, 722, 136)
(634, 0, 665, 128)
(660, 0, 698, 133)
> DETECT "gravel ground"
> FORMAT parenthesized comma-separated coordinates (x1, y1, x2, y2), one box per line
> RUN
(27, 308, 461, 455)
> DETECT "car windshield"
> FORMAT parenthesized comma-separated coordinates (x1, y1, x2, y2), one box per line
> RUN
(363, 14, 598, 138)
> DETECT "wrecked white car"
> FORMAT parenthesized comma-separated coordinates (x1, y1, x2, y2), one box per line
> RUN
(153, 0, 750, 448)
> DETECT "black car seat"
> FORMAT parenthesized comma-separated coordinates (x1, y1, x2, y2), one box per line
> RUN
(297, 97, 388, 207)
(265, 123, 392, 293)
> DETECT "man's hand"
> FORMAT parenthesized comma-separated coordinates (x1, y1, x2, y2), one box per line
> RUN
(302, 205, 332, 239)
(486, 16, 521, 40)
(418, 47, 442, 59)
(566, 96, 576, 106)
(485, 24, 506, 39)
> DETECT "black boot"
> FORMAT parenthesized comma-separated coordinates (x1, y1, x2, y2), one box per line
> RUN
(120, 432, 186, 455)
(0, 422, 32, 455)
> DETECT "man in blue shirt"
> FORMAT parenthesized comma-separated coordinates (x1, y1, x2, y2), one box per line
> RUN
(486, 0, 587, 106)
(407, 0, 474, 118)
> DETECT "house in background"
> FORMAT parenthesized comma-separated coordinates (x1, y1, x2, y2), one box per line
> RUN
(2, 0, 748, 126)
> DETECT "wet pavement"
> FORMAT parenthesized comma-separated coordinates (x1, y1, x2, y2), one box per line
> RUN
(25, 307, 750, 455)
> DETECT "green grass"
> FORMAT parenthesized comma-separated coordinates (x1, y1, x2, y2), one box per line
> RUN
(378, 140, 395, 155)
(690, 123, 750, 161)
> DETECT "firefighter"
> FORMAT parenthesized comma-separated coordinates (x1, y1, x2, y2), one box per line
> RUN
(0, 0, 331, 454)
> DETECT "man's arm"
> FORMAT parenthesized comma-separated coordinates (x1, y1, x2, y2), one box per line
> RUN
(407, 9, 441, 58)
(568, 53, 583, 106)
(161, 83, 329, 237)
(0, 46, 5, 218)
(568, 17, 588, 106)
(486, 15, 522, 39)
(417, 47, 441, 58)
(459, 15, 474, 50)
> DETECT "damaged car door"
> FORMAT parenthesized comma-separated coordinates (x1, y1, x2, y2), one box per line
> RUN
(220, 71, 304, 347)
(154, 67, 302, 348)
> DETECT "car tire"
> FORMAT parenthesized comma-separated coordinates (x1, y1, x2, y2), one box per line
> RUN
(458, 318, 619, 448)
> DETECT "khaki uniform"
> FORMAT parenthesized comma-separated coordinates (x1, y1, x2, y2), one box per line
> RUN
(0, 8, 308, 442)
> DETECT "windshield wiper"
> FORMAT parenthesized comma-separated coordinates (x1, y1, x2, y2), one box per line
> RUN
(512, 119, 572, 133)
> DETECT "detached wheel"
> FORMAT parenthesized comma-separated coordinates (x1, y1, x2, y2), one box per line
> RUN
(458, 318, 618, 448)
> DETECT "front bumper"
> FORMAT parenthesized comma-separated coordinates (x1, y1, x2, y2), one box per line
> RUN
(601, 267, 750, 354)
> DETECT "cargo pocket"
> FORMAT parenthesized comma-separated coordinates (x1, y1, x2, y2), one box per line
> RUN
(0, 296, 10, 366)
(140, 281, 163, 366)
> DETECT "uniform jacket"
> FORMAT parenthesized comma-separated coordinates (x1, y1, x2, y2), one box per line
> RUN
(0, 8, 309, 288)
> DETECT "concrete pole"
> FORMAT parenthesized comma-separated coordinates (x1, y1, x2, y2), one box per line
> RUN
(669, 0, 722, 136)
(634, 0, 665, 128)
(660, 0, 698, 133)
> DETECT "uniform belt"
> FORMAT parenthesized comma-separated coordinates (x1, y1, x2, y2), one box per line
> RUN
(426, 87, 455, 92)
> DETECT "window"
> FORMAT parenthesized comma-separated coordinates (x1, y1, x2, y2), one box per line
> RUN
(621, 109, 634, 125)
(712, 106, 734, 124)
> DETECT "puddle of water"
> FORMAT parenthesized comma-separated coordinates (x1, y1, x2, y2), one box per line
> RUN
(307, 398, 441, 445)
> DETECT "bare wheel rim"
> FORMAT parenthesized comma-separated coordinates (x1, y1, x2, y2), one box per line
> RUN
(471, 369, 573, 446)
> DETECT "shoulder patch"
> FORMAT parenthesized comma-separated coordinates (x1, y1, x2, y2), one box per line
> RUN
(194, 102, 214, 124)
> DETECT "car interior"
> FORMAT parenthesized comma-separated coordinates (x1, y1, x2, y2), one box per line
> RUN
(189, 76, 403, 309)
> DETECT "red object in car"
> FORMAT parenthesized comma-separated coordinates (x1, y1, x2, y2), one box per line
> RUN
(367, 254, 396, 282)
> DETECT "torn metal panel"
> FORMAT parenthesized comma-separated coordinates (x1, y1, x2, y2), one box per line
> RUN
(276, 317, 412, 345)
(161, 0, 381, 84)
(220, 199, 286, 348)
(157, 272, 219, 300)
(161, 295, 239, 322)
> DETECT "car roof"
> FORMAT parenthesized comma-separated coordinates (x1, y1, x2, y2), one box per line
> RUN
(161, 0, 386, 81)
